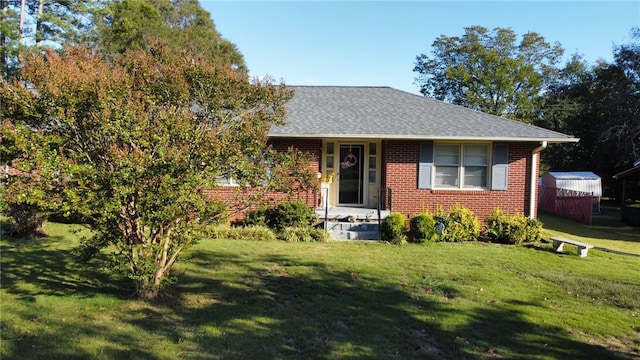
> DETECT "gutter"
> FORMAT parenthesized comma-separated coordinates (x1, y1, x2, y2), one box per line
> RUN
(530, 141, 547, 219)
(268, 133, 580, 143)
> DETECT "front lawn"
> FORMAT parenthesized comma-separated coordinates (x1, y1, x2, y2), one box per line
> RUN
(540, 207, 640, 255)
(1, 221, 639, 359)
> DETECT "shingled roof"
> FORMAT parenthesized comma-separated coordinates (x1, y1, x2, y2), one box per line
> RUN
(269, 86, 579, 143)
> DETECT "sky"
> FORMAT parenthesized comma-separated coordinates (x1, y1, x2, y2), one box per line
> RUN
(200, 1, 639, 95)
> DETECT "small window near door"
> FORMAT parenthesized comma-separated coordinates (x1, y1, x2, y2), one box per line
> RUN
(326, 142, 335, 171)
(368, 143, 377, 183)
(368, 170, 376, 182)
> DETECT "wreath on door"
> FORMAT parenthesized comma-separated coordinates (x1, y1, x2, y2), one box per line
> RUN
(341, 152, 357, 168)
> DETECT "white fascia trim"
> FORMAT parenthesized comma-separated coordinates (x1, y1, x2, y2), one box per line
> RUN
(269, 133, 580, 143)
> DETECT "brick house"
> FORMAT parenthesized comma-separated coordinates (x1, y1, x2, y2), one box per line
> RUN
(263, 86, 578, 224)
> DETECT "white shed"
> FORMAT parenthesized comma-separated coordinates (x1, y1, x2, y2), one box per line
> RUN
(540, 172, 602, 213)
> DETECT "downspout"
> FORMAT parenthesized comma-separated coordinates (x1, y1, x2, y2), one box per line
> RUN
(530, 141, 547, 219)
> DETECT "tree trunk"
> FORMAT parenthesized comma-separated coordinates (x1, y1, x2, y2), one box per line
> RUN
(133, 278, 159, 300)
(1, 0, 6, 80)
(35, 0, 44, 47)
(18, 0, 26, 45)
(133, 266, 165, 300)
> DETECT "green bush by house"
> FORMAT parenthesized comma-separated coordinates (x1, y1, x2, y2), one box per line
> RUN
(244, 200, 317, 230)
(408, 213, 436, 243)
(381, 212, 407, 244)
(433, 204, 481, 242)
(206, 224, 277, 241)
(485, 208, 542, 244)
(280, 226, 331, 242)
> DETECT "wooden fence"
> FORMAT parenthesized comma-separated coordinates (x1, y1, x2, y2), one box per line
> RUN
(538, 185, 593, 225)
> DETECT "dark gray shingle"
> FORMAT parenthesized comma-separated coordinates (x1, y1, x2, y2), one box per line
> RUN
(269, 86, 578, 143)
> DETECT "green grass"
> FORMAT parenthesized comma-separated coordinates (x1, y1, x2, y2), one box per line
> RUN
(1, 219, 639, 359)
(540, 206, 640, 255)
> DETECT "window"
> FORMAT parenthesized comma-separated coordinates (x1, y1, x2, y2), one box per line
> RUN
(216, 174, 238, 186)
(462, 144, 488, 188)
(434, 143, 488, 188)
(434, 144, 460, 187)
(368, 142, 377, 183)
(323, 141, 335, 183)
(216, 154, 274, 187)
(420, 142, 498, 190)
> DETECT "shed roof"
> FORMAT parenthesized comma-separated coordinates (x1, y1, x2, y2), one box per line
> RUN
(270, 86, 580, 143)
(548, 172, 601, 180)
(542, 172, 602, 196)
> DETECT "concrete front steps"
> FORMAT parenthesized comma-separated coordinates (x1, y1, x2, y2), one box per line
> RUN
(315, 206, 390, 241)
(325, 221, 380, 240)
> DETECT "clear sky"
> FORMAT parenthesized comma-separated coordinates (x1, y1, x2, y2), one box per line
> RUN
(201, 1, 639, 95)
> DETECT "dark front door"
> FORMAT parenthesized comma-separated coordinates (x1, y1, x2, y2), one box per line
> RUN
(339, 144, 364, 205)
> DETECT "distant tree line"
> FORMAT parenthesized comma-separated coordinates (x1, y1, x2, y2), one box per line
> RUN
(414, 26, 640, 200)
(0, 0, 244, 80)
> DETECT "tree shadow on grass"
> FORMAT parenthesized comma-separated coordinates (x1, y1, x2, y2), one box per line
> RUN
(139, 249, 632, 360)
(0, 236, 131, 301)
(1, 243, 635, 359)
(452, 299, 636, 359)
(0, 237, 161, 359)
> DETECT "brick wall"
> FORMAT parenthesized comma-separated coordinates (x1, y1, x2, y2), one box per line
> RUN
(202, 138, 543, 223)
(203, 138, 322, 221)
(381, 140, 539, 221)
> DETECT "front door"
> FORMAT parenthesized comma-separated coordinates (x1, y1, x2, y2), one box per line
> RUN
(338, 144, 364, 205)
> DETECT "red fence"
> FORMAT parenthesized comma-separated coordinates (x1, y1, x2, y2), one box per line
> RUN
(538, 185, 593, 225)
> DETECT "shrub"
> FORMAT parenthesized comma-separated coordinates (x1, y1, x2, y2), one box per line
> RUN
(409, 213, 436, 243)
(3, 202, 46, 237)
(205, 224, 277, 241)
(243, 201, 320, 242)
(390, 233, 408, 245)
(271, 200, 317, 230)
(433, 204, 481, 242)
(245, 201, 317, 230)
(243, 206, 273, 227)
(485, 208, 543, 244)
(279, 226, 331, 242)
(381, 212, 407, 244)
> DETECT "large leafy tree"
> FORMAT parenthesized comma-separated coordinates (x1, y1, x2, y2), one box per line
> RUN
(539, 28, 640, 197)
(30, 0, 102, 47)
(0, 0, 101, 80)
(1, 0, 25, 80)
(535, 54, 593, 173)
(414, 26, 563, 123)
(96, 0, 245, 71)
(1, 1, 16, 77)
(1, 43, 315, 299)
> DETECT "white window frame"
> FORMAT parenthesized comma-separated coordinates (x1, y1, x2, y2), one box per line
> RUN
(216, 174, 238, 186)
